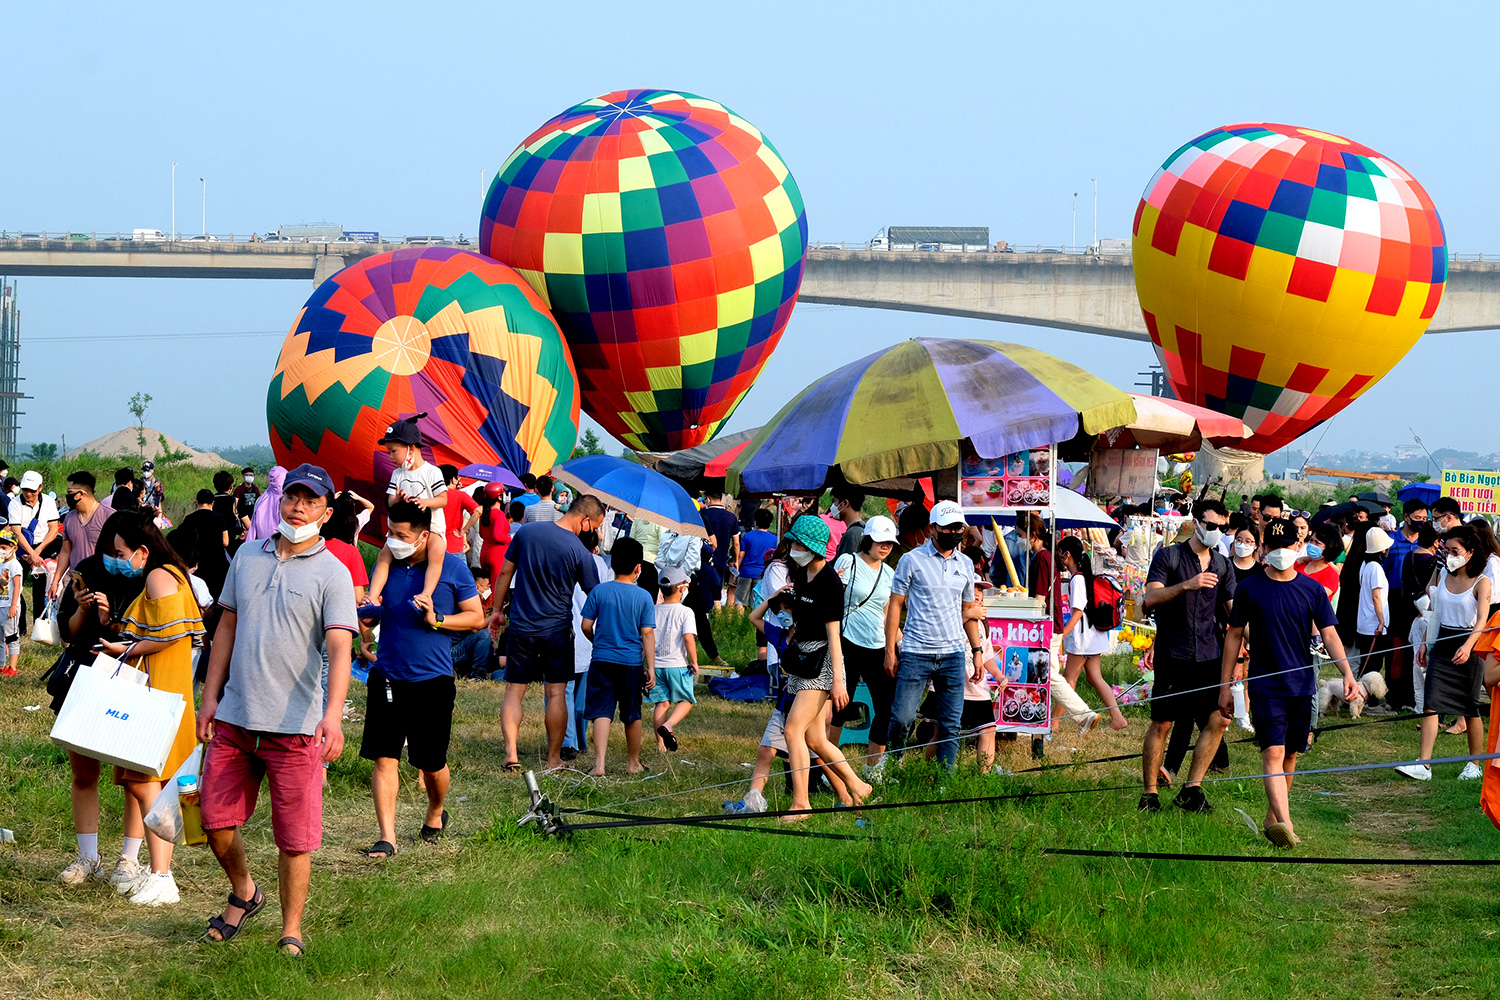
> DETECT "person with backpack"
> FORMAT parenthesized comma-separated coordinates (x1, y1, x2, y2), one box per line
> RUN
(1057, 536, 1127, 731)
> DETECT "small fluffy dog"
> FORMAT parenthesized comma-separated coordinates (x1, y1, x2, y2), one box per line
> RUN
(1317, 672, 1389, 719)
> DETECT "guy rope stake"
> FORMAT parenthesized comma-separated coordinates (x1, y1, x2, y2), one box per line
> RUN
(518, 770, 569, 839)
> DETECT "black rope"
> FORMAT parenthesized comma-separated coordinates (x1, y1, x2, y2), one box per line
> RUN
(1045, 848, 1500, 866)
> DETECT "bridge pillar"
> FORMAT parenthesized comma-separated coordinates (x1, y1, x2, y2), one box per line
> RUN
(312, 254, 347, 285)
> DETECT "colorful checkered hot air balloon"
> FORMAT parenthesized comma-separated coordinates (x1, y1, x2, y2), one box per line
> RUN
(267, 247, 580, 502)
(479, 89, 808, 452)
(1133, 123, 1446, 453)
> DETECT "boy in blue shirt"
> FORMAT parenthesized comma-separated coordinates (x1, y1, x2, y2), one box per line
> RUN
(581, 537, 656, 775)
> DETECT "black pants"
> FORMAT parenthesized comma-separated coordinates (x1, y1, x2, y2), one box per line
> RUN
(1164, 712, 1230, 775)
(686, 574, 718, 660)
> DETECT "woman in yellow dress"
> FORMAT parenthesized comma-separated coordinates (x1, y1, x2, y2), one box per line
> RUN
(95, 513, 203, 907)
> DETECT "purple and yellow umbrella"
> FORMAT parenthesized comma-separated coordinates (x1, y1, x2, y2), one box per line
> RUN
(725, 338, 1135, 495)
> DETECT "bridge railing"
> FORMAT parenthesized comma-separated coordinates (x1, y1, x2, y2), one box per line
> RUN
(0, 231, 471, 247)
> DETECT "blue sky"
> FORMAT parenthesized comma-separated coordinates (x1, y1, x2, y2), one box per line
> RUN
(3, 2, 1493, 458)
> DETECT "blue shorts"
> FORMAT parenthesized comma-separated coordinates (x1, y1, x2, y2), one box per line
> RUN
(1250, 692, 1313, 753)
(503, 628, 574, 686)
(584, 659, 644, 724)
(648, 666, 697, 705)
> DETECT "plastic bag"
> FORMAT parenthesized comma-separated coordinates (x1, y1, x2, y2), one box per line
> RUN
(143, 745, 203, 845)
(30, 599, 60, 646)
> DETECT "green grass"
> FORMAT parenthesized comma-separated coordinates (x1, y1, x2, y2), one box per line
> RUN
(2, 616, 1498, 999)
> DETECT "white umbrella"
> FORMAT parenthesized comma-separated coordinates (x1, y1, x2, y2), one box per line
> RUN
(967, 488, 1117, 530)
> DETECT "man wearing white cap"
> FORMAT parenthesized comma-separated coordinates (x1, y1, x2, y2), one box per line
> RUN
(882, 501, 993, 769)
(8, 470, 61, 627)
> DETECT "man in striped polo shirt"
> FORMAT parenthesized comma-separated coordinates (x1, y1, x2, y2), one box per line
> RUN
(882, 500, 992, 768)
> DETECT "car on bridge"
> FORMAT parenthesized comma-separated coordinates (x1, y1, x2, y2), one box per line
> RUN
(185, 234, 221, 242)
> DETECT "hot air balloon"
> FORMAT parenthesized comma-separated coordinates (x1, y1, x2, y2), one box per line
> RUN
(267, 247, 580, 503)
(1133, 123, 1446, 453)
(480, 89, 808, 452)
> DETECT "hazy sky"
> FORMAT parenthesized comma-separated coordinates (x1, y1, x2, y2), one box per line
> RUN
(4, 3, 1494, 459)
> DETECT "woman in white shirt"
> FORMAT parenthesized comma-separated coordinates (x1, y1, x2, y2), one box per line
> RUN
(1057, 537, 1126, 731)
(1356, 526, 1393, 677)
(831, 516, 897, 761)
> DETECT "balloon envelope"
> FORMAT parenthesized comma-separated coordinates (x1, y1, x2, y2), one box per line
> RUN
(1133, 123, 1446, 453)
(480, 89, 808, 453)
(267, 247, 580, 499)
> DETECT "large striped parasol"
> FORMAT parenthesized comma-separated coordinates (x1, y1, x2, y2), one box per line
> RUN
(726, 338, 1136, 495)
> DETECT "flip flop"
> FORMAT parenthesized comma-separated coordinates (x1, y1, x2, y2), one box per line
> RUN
(420, 810, 449, 844)
(364, 840, 399, 859)
(204, 885, 266, 943)
(1262, 822, 1297, 849)
(502, 761, 522, 773)
(656, 725, 679, 752)
(277, 936, 305, 958)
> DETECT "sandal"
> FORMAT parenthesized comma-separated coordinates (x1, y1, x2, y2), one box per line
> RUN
(419, 810, 449, 844)
(204, 885, 266, 943)
(277, 936, 305, 958)
(656, 725, 679, 752)
(364, 840, 399, 859)
(502, 761, 522, 773)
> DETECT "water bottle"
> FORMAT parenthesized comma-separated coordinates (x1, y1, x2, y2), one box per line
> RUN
(177, 774, 207, 846)
(1231, 680, 1252, 731)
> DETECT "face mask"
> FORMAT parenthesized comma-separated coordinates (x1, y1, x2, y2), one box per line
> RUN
(1264, 548, 1298, 571)
(1446, 553, 1467, 573)
(143, 471, 154, 480)
(277, 519, 322, 544)
(1305, 543, 1323, 560)
(1194, 522, 1223, 549)
(102, 554, 127, 576)
(387, 536, 418, 561)
(478, 588, 492, 601)
(401, 451, 417, 471)
(789, 546, 815, 567)
(1233, 542, 1256, 558)
(933, 529, 964, 552)
(244, 475, 255, 484)
(0, 548, 14, 563)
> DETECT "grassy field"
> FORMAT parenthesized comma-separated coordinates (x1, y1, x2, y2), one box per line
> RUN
(2, 612, 1497, 1000)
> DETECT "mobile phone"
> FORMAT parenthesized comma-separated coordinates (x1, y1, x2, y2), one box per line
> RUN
(69, 570, 87, 592)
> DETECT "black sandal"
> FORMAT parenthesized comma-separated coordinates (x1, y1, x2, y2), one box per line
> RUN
(277, 936, 305, 958)
(204, 885, 266, 942)
(656, 725, 679, 752)
(364, 840, 399, 859)
(420, 810, 449, 844)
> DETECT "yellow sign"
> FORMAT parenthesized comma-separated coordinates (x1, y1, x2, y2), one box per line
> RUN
(1439, 469, 1500, 515)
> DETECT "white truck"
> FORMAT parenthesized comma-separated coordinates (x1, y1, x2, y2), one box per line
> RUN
(272, 224, 345, 243)
(867, 226, 990, 252)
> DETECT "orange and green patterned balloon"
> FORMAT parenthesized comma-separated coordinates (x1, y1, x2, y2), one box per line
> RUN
(267, 247, 579, 496)
(1133, 123, 1446, 453)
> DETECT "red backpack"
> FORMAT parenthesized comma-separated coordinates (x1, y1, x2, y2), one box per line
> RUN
(1085, 574, 1125, 631)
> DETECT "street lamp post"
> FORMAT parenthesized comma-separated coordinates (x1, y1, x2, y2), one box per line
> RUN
(1091, 178, 1098, 248)
(1071, 192, 1077, 250)
(200, 177, 206, 236)
(171, 162, 177, 241)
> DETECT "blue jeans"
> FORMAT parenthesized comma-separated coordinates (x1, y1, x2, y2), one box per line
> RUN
(886, 648, 967, 768)
(545, 670, 590, 752)
(450, 631, 491, 679)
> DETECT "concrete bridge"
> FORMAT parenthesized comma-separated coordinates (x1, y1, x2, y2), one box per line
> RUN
(1, 239, 1496, 339)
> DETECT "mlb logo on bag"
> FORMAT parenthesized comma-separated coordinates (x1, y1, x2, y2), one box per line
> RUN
(106, 708, 131, 721)
(50, 661, 185, 776)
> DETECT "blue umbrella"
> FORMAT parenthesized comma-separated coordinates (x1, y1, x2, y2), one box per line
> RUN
(458, 462, 523, 490)
(1398, 481, 1439, 505)
(551, 455, 707, 538)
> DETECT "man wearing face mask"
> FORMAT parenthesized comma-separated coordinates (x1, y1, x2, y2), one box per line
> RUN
(1431, 496, 1463, 536)
(882, 501, 994, 770)
(1221, 518, 1358, 849)
(1140, 498, 1235, 814)
(1383, 499, 1429, 710)
(490, 493, 606, 771)
(357, 502, 484, 857)
(196, 464, 358, 956)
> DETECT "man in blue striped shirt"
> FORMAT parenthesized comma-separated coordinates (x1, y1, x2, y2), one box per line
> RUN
(882, 501, 991, 768)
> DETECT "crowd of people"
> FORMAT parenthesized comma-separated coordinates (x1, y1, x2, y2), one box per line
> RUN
(19, 434, 1500, 953)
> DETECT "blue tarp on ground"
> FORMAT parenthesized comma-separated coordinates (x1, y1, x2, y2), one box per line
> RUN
(707, 675, 769, 701)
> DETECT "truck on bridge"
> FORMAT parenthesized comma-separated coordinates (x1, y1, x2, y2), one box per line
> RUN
(270, 224, 344, 243)
(868, 226, 990, 252)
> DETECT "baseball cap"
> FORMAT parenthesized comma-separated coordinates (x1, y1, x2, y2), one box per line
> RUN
(0, 529, 15, 547)
(929, 500, 965, 527)
(786, 514, 830, 554)
(378, 412, 426, 447)
(18, 470, 42, 491)
(1263, 517, 1297, 551)
(659, 566, 690, 588)
(283, 463, 336, 499)
(141, 460, 155, 471)
(1364, 526, 1394, 554)
(864, 514, 897, 544)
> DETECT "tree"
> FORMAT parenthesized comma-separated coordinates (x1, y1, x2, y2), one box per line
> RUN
(571, 428, 607, 459)
(128, 392, 153, 458)
(24, 442, 58, 462)
(155, 433, 192, 465)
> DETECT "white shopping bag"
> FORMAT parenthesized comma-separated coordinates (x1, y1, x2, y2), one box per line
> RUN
(49, 660, 185, 775)
(30, 599, 60, 646)
(144, 745, 203, 845)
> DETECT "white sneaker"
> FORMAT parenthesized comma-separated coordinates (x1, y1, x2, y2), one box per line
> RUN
(1395, 763, 1432, 781)
(128, 871, 180, 907)
(1458, 762, 1484, 781)
(111, 856, 149, 895)
(58, 855, 105, 886)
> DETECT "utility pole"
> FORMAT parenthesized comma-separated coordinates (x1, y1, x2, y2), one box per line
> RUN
(171, 162, 177, 241)
(1091, 178, 1098, 248)
(200, 177, 206, 236)
(1071, 192, 1077, 249)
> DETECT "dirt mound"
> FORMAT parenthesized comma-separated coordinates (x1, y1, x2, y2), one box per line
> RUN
(63, 427, 231, 469)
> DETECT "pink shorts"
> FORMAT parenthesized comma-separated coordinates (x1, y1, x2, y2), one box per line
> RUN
(201, 721, 324, 854)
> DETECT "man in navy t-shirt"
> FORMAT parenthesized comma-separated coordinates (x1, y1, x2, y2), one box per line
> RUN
(358, 502, 485, 858)
(491, 494, 605, 771)
(700, 494, 740, 607)
(1222, 517, 1358, 851)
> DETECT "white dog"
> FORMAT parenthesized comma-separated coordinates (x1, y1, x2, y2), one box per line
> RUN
(1317, 672, 1389, 720)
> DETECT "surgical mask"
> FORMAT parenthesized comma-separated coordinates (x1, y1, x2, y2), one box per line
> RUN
(789, 546, 815, 567)
(244, 474, 255, 484)
(1264, 548, 1298, 571)
(277, 519, 322, 544)
(1233, 542, 1256, 558)
(401, 451, 417, 470)
(143, 471, 154, 480)
(1194, 522, 1223, 549)
(933, 529, 964, 552)
(0, 548, 14, 563)
(478, 587, 492, 601)
(1446, 553, 1467, 573)
(104, 553, 143, 578)
(387, 536, 418, 561)
(1305, 543, 1323, 560)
